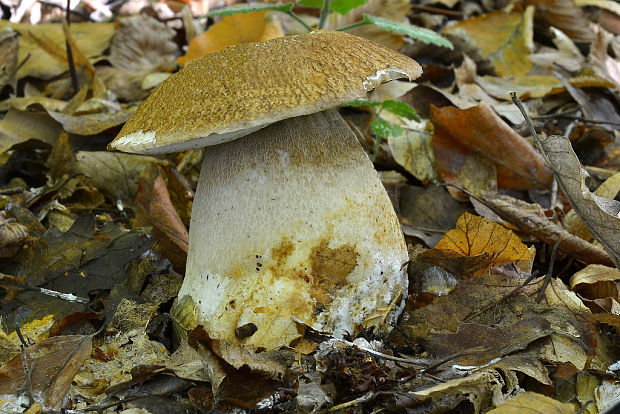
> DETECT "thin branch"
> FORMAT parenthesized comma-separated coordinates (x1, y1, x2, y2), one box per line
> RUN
(65, 0, 79, 94)
(536, 241, 561, 303)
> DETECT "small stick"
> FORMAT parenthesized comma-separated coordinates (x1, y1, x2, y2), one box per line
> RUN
(536, 241, 561, 303)
(65, 0, 79, 94)
(410, 4, 462, 17)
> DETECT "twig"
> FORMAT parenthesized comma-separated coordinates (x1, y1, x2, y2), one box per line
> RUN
(1, 273, 89, 304)
(536, 241, 561, 303)
(510, 92, 545, 157)
(15, 322, 29, 347)
(65, 0, 79, 94)
(0, 187, 24, 195)
(39, 1, 94, 21)
(463, 270, 541, 323)
(410, 4, 462, 17)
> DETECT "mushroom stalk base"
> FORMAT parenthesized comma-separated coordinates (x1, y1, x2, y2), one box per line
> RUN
(174, 109, 408, 350)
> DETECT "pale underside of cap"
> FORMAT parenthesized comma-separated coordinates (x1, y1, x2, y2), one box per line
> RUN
(172, 110, 408, 349)
(109, 30, 422, 154)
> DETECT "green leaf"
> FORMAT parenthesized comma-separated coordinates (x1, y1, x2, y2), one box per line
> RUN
(206, 3, 294, 17)
(299, 0, 368, 14)
(380, 100, 420, 121)
(371, 118, 403, 138)
(363, 14, 453, 49)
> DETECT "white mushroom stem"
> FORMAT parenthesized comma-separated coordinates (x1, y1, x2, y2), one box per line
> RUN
(175, 109, 408, 349)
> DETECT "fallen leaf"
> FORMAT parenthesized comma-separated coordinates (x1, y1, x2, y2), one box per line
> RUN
(524, 0, 595, 43)
(423, 211, 535, 277)
(481, 193, 615, 266)
(444, 7, 534, 76)
(430, 104, 553, 195)
(563, 172, 620, 241)
(397, 184, 468, 247)
(570, 264, 620, 301)
(0, 27, 18, 92)
(0, 21, 115, 80)
(529, 27, 585, 72)
(487, 391, 577, 413)
(109, 14, 177, 73)
(537, 133, 620, 268)
(73, 151, 158, 204)
(179, 11, 284, 65)
(425, 318, 553, 367)
(0, 335, 92, 411)
(387, 128, 439, 185)
(137, 172, 189, 273)
(326, 0, 410, 50)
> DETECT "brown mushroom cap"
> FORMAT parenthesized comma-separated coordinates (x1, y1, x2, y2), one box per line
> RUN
(109, 30, 422, 154)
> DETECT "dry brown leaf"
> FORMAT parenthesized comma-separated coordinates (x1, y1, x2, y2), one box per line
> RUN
(387, 129, 439, 185)
(487, 391, 577, 413)
(524, 0, 595, 43)
(0, 212, 28, 257)
(0, 335, 92, 411)
(137, 172, 189, 273)
(477, 74, 613, 100)
(538, 133, 620, 268)
(424, 211, 535, 277)
(0, 109, 61, 155)
(73, 151, 158, 203)
(326, 0, 410, 50)
(563, 172, 620, 243)
(430, 104, 553, 196)
(570, 264, 620, 301)
(179, 11, 284, 65)
(109, 14, 177, 73)
(529, 27, 585, 72)
(0, 26, 18, 92)
(444, 7, 534, 76)
(0, 21, 115, 80)
(481, 193, 615, 266)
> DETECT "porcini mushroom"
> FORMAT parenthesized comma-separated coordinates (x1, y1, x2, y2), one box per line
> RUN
(109, 30, 422, 350)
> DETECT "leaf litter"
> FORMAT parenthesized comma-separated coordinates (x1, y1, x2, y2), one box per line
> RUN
(1, 0, 620, 413)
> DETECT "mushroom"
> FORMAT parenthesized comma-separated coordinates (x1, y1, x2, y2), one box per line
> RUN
(109, 30, 422, 350)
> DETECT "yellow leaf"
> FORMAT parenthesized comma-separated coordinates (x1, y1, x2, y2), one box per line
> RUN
(444, 7, 534, 77)
(432, 211, 534, 276)
(179, 11, 284, 65)
(487, 392, 577, 413)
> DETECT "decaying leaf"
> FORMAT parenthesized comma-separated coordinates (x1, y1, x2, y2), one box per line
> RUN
(538, 133, 620, 268)
(397, 184, 468, 247)
(109, 15, 177, 74)
(73, 151, 158, 204)
(570, 264, 620, 301)
(421, 211, 535, 277)
(0, 335, 92, 411)
(0, 21, 115, 80)
(179, 11, 284, 65)
(0, 211, 28, 257)
(444, 7, 534, 76)
(387, 129, 439, 185)
(481, 193, 615, 266)
(524, 0, 595, 43)
(326, 0, 410, 50)
(431, 104, 553, 198)
(137, 172, 189, 273)
(487, 391, 577, 413)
